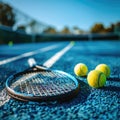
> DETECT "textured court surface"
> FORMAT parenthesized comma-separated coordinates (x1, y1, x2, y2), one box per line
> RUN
(0, 41, 120, 120)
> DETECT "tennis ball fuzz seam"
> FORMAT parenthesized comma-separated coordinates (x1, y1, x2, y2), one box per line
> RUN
(97, 72, 103, 87)
(95, 64, 110, 78)
(87, 70, 106, 88)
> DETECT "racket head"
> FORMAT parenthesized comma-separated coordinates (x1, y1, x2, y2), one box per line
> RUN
(6, 67, 80, 102)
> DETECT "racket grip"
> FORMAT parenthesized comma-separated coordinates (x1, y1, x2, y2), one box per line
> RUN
(28, 58, 49, 71)
(28, 58, 37, 67)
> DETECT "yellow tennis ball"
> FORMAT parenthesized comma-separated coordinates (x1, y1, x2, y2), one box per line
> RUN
(95, 64, 110, 78)
(74, 63, 88, 76)
(87, 70, 106, 88)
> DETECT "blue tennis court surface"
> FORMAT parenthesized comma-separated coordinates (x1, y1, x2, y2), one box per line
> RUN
(0, 41, 120, 120)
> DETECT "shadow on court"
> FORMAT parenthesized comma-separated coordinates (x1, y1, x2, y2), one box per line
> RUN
(49, 79, 92, 108)
(108, 77, 120, 82)
(102, 85, 120, 92)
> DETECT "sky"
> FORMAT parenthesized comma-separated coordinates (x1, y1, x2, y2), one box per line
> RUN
(3, 0, 120, 31)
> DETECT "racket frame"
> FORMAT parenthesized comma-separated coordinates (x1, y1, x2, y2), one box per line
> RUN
(6, 66, 80, 102)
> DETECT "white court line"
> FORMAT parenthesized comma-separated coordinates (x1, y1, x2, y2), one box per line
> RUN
(43, 42, 73, 68)
(0, 45, 58, 66)
(0, 42, 74, 106)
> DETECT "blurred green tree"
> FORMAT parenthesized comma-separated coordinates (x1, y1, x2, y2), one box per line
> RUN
(60, 26, 71, 34)
(73, 26, 84, 34)
(43, 27, 57, 34)
(105, 24, 114, 33)
(90, 23, 105, 33)
(0, 2, 15, 27)
(17, 25, 26, 32)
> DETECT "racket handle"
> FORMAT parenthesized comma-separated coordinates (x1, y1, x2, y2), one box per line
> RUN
(28, 58, 37, 67)
(28, 58, 48, 71)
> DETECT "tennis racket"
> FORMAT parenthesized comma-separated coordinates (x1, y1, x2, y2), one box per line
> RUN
(6, 58, 80, 102)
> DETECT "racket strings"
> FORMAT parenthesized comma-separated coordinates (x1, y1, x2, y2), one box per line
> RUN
(9, 71, 76, 97)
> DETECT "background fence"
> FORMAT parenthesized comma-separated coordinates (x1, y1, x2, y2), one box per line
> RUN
(0, 25, 119, 44)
